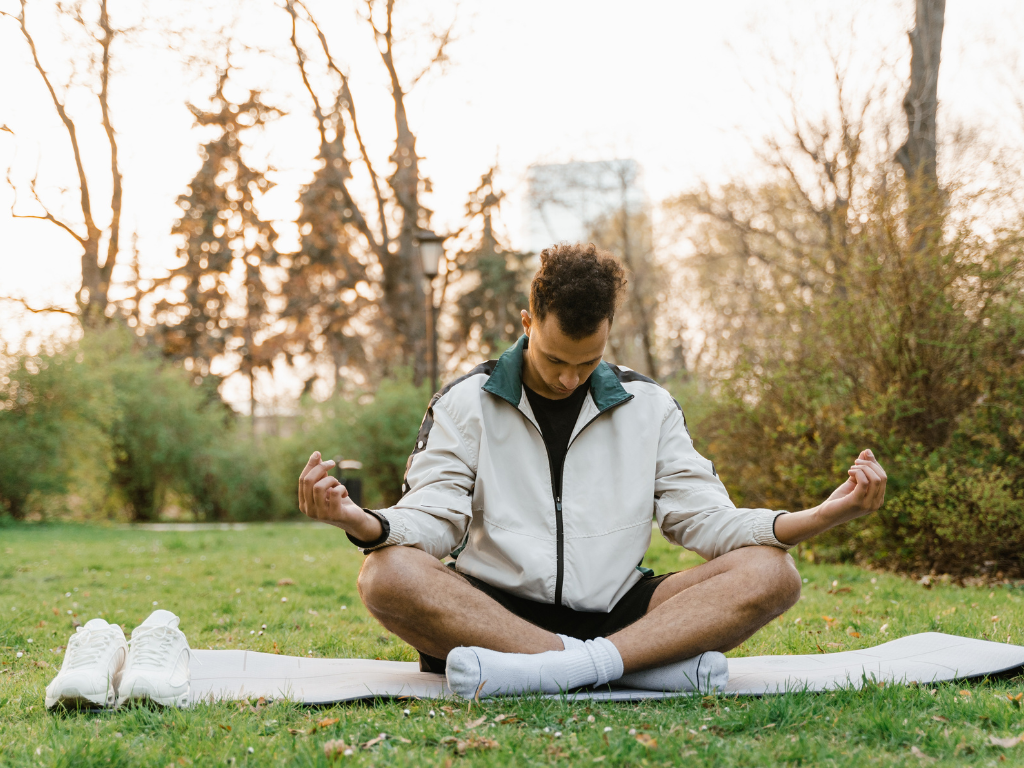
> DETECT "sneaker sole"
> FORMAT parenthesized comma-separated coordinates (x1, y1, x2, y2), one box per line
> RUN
(45, 688, 115, 710)
(116, 690, 190, 709)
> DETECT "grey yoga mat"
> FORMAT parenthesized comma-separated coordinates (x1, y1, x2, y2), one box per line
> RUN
(187, 632, 1024, 705)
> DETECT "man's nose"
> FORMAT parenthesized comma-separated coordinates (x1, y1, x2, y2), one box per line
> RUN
(560, 372, 579, 390)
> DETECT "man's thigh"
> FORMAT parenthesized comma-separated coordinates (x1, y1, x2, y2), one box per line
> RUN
(646, 546, 792, 613)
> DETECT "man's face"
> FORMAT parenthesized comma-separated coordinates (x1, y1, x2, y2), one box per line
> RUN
(521, 310, 609, 400)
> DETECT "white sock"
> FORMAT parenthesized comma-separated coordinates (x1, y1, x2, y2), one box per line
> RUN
(446, 637, 624, 699)
(557, 634, 585, 651)
(613, 651, 729, 693)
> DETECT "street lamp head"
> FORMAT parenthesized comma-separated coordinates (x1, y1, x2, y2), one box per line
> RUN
(416, 229, 446, 278)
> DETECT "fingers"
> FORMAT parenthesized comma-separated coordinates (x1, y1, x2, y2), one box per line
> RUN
(849, 461, 885, 509)
(312, 475, 341, 518)
(299, 452, 335, 515)
(298, 452, 320, 514)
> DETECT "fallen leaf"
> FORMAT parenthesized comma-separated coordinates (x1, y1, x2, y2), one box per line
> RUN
(451, 735, 499, 754)
(847, 629, 861, 638)
(317, 717, 339, 728)
(218, 724, 232, 732)
(362, 733, 387, 749)
(493, 714, 510, 722)
(827, 642, 842, 648)
(958, 690, 972, 697)
(910, 745, 935, 761)
(33, 661, 49, 668)
(277, 578, 295, 586)
(932, 716, 949, 723)
(323, 739, 351, 758)
(987, 734, 1024, 748)
(635, 733, 658, 748)
(466, 716, 488, 730)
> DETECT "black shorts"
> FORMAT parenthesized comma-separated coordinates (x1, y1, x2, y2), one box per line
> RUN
(418, 567, 674, 673)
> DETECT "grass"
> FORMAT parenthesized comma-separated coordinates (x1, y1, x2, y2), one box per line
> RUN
(1, 522, 1023, 767)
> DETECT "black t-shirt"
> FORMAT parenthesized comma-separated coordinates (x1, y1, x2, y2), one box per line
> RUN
(523, 380, 591, 500)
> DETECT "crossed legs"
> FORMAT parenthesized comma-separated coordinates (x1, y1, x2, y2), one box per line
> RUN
(356, 544, 801, 674)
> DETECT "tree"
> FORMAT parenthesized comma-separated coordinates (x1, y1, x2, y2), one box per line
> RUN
(446, 168, 531, 366)
(897, 0, 946, 251)
(1, 0, 124, 326)
(283, 0, 454, 387)
(152, 74, 283, 413)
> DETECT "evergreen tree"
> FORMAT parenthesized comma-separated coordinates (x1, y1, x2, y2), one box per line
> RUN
(154, 74, 283, 412)
(448, 169, 531, 366)
(280, 96, 373, 389)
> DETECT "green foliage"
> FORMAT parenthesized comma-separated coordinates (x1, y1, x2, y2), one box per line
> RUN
(0, 340, 112, 519)
(671, 138, 1024, 574)
(0, 327, 293, 523)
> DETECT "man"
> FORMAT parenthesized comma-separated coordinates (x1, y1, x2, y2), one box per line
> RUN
(298, 243, 887, 698)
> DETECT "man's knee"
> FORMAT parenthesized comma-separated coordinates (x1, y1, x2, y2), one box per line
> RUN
(742, 546, 801, 614)
(356, 545, 441, 611)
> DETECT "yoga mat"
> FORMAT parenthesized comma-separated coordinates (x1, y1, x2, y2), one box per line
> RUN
(187, 632, 1024, 705)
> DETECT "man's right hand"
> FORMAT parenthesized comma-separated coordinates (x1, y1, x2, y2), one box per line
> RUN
(298, 452, 384, 542)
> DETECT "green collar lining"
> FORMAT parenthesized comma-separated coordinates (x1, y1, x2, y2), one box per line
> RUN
(482, 334, 632, 412)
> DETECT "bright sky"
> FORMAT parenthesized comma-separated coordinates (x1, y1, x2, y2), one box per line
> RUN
(2, 0, 1023, 403)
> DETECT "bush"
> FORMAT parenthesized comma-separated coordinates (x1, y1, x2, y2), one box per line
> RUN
(0, 327, 295, 522)
(0, 340, 112, 519)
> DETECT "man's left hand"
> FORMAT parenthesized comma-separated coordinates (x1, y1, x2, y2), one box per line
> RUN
(773, 449, 887, 546)
(815, 449, 887, 528)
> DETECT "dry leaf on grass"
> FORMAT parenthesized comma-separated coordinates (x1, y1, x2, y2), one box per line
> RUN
(323, 739, 353, 758)
(277, 578, 295, 586)
(635, 733, 658, 748)
(910, 745, 935, 761)
(931, 716, 949, 723)
(988, 734, 1024, 748)
(318, 717, 339, 728)
(465, 715, 488, 730)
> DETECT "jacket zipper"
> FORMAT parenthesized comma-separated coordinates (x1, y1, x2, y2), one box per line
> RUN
(528, 395, 634, 607)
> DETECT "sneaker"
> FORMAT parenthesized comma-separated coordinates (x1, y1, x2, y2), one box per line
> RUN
(45, 618, 128, 710)
(116, 609, 191, 708)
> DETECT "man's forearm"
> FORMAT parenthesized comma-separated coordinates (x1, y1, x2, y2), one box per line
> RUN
(772, 506, 827, 547)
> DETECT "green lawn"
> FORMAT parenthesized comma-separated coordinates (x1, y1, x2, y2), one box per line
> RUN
(1, 523, 1023, 767)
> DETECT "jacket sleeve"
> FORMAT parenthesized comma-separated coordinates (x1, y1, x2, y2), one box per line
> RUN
(653, 403, 791, 560)
(357, 396, 476, 559)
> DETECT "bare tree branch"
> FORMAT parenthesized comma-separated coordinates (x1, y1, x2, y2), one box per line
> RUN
(0, 296, 80, 317)
(96, 0, 122, 288)
(296, 0, 390, 252)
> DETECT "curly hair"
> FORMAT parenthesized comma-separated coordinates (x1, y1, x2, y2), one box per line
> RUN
(529, 242, 627, 339)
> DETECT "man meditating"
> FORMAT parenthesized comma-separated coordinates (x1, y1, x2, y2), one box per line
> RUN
(297, 242, 888, 698)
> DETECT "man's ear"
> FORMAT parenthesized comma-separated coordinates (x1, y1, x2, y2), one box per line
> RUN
(521, 309, 532, 336)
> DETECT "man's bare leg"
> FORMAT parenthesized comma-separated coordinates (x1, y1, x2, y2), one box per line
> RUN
(356, 546, 563, 660)
(610, 546, 802, 673)
(357, 544, 799, 671)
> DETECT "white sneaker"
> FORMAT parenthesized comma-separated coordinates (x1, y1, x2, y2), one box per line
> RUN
(116, 609, 191, 708)
(45, 618, 128, 710)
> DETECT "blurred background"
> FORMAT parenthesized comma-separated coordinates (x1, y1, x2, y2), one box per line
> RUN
(1, 0, 1023, 578)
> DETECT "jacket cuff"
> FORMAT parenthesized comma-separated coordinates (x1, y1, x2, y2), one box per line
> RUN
(350, 510, 407, 553)
(752, 510, 792, 550)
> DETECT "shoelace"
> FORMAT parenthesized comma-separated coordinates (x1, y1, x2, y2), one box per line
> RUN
(129, 625, 190, 669)
(64, 628, 117, 671)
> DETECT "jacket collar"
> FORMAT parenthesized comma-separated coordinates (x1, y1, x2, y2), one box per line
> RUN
(482, 334, 632, 412)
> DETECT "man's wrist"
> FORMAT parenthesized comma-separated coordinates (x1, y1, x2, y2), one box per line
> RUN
(346, 509, 389, 549)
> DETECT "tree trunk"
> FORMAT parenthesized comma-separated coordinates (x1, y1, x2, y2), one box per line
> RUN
(896, 0, 945, 246)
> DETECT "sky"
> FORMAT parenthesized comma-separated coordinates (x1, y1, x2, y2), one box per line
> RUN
(2, 0, 1023, 405)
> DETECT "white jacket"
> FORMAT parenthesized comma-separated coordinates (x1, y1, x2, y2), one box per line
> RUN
(365, 336, 791, 612)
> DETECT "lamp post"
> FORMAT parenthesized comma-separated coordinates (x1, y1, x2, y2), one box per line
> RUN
(416, 229, 446, 394)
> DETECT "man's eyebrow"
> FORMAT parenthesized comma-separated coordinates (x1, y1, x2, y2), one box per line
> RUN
(548, 354, 601, 365)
